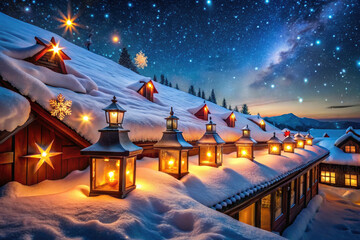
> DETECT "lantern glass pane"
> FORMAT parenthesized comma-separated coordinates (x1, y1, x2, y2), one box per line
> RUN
(181, 151, 188, 173)
(237, 145, 253, 159)
(125, 157, 135, 188)
(216, 146, 223, 164)
(297, 140, 304, 148)
(160, 150, 179, 174)
(109, 111, 118, 125)
(200, 145, 216, 165)
(269, 144, 280, 154)
(92, 158, 120, 191)
(243, 130, 250, 137)
(306, 139, 312, 145)
(206, 124, 212, 132)
(284, 143, 293, 152)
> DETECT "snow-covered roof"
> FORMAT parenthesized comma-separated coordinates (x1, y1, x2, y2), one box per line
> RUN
(318, 138, 360, 166)
(282, 128, 290, 132)
(267, 133, 283, 144)
(188, 101, 209, 115)
(247, 114, 266, 125)
(294, 132, 306, 141)
(127, 77, 151, 92)
(283, 136, 296, 143)
(334, 132, 360, 147)
(0, 13, 281, 144)
(0, 86, 30, 132)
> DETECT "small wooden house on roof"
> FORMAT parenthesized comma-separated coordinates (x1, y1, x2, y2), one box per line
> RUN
(323, 133, 330, 138)
(188, 101, 210, 121)
(128, 79, 158, 102)
(221, 112, 236, 127)
(24, 37, 71, 74)
(248, 114, 266, 131)
(335, 132, 360, 153)
(346, 126, 360, 138)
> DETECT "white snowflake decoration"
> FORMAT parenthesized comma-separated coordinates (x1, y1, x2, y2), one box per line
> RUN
(49, 93, 72, 120)
(134, 51, 148, 69)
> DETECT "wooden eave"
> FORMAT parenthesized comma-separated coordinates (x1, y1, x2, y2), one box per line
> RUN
(0, 113, 36, 145)
(0, 77, 91, 148)
(213, 151, 330, 215)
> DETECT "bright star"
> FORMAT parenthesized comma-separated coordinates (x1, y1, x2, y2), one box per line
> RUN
(304, 78, 308, 83)
(316, 40, 321, 45)
(23, 140, 62, 173)
(336, 46, 340, 51)
(298, 98, 303, 103)
(206, 0, 212, 6)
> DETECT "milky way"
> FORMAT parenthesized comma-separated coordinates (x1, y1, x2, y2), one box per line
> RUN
(1, 0, 359, 119)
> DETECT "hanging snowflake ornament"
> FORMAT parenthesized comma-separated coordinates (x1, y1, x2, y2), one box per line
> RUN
(134, 51, 148, 69)
(49, 93, 72, 120)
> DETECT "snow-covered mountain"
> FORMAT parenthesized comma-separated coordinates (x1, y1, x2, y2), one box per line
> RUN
(264, 113, 360, 131)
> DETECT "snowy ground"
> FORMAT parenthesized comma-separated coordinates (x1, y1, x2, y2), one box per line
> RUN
(298, 184, 360, 240)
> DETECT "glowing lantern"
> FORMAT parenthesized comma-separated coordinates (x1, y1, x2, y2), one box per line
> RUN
(103, 96, 126, 128)
(283, 136, 296, 153)
(294, 132, 306, 149)
(154, 108, 193, 179)
(267, 132, 282, 155)
(305, 132, 314, 146)
(197, 117, 225, 167)
(81, 97, 143, 198)
(235, 125, 257, 160)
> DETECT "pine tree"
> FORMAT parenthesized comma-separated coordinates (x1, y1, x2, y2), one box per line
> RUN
(210, 89, 217, 104)
(175, 83, 180, 90)
(169, 82, 172, 87)
(160, 74, 165, 84)
(234, 106, 239, 112)
(165, 78, 169, 86)
(241, 104, 250, 115)
(153, 75, 157, 82)
(188, 85, 196, 95)
(197, 88, 201, 97)
(228, 105, 232, 111)
(222, 98, 227, 108)
(201, 91, 205, 99)
(118, 47, 138, 73)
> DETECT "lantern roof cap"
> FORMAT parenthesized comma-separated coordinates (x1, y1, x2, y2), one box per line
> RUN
(81, 129, 142, 156)
(283, 136, 296, 143)
(267, 132, 282, 144)
(102, 96, 126, 112)
(166, 107, 179, 120)
(207, 116, 215, 125)
(305, 132, 314, 139)
(235, 135, 257, 144)
(154, 131, 193, 149)
(198, 130, 225, 145)
(294, 132, 306, 140)
(242, 125, 250, 130)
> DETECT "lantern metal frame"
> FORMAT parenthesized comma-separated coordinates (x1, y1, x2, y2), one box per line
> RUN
(283, 136, 296, 153)
(103, 96, 126, 128)
(81, 97, 142, 198)
(154, 108, 193, 179)
(294, 132, 306, 149)
(235, 125, 257, 160)
(305, 133, 314, 146)
(197, 117, 225, 167)
(267, 132, 283, 155)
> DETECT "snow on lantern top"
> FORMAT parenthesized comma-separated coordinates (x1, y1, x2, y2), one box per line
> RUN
(128, 79, 158, 102)
(294, 132, 306, 141)
(103, 96, 126, 128)
(24, 37, 71, 74)
(188, 101, 210, 121)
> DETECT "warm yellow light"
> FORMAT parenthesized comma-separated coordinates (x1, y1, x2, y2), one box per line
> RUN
(112, 36, 119, 43)
(204, 106, 208, 111)
(181, 160, 185, 166)
(116, 160, 120, 167)
(66, 19, 73, 26)
(241, 150, 247, 156)
(137, 184, 142, 189)
(104, 158, 109, 162)
(49, 42, 63, 56)
(298, 141, 303, 146)
(168, 159, 174, 166)
(108, 171, 115, 183)
(272, 146, 278, 152)
(231, 113, 235, 119)
(307, 140, 312, 144)
(82, 115, 89, 121)
(41, 152, 47, 157)
(126, 170, 130, 175)
(286, 145, 292, 150)
(147, 82, 153, 88)
(260, 120, 265, 125)
(206, 151, 212, 157)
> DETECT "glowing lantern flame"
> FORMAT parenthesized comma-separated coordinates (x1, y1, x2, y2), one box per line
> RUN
(168, 159, 174, 166)
(298, 141, 303, 146)
(241, 150, 247, 156)
(272, 146, 278, 152)
(307, 140, 312, 144)
(286, 145, 292, 150)
(126, 170, 130, 175)
(206, 152, 212, 157)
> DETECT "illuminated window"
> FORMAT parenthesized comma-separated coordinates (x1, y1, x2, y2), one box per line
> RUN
(290, 180, 296, 207)
(300, 175, 304, 198)
(321, 171, 335, 184)
(261, 194, 271, 231)
(345, 146, 356, 153)
(275, 188, 283, 220)
(345, 174, 357, 187)
(238, 203, 255, 226)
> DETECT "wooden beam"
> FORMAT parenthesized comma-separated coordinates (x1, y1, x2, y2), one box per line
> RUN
(0, 152, 14, 165)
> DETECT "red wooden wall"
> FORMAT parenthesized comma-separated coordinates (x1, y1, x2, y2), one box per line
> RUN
(0, 118, 89, 186)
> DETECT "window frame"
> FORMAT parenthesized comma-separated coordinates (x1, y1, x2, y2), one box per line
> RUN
(345, 174, 358, 187)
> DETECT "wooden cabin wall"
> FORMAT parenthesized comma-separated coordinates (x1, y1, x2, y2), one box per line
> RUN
(26, 52, 64, 74)
(194, 108, 208, 121)
(320, 163, 360, 189)
(0, 118, 89, 186)
(0, 137, 13, 186)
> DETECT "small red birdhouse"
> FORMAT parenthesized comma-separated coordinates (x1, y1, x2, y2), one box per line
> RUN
(25, 37, 71, 74)
(129, 79, 158, 102)
(188, 101, 210, 121)
(223, 112, 236, 128)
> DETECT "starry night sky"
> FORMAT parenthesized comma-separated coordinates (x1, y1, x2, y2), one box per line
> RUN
(1, 0, 359, 120)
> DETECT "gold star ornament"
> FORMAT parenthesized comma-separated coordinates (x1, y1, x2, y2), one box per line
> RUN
(49, 93, 72, 120)
(23, 140, 62, 173)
